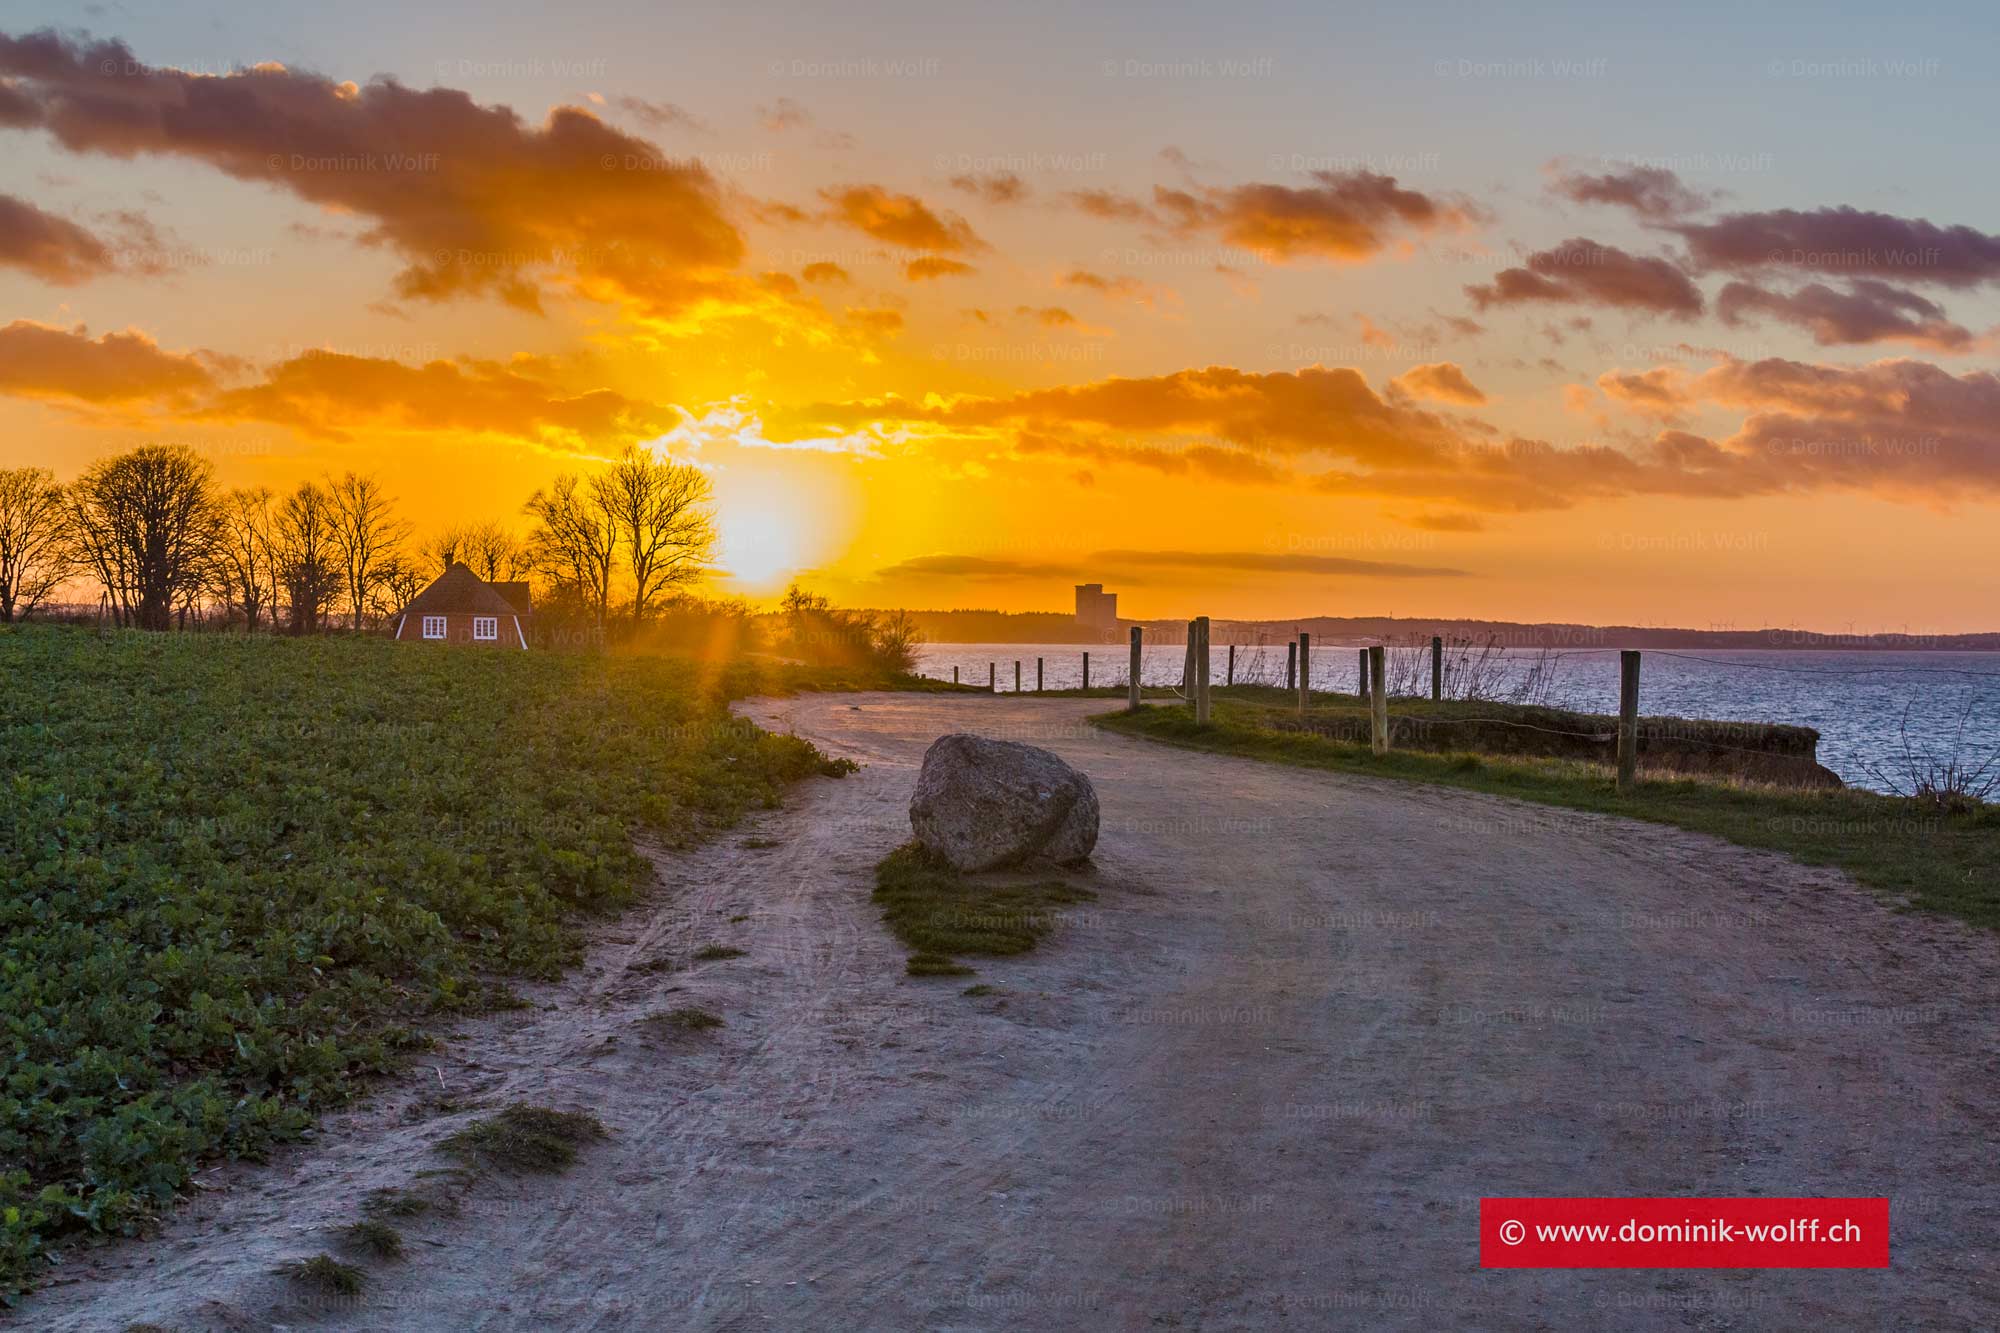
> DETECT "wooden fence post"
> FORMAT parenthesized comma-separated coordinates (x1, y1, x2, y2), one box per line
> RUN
(953, 665, 959, 685)
(1617, 650, 1641, 793)
(1358, 647, 1371, 704)
(1285, 640, 1297, 693)
(1431, 635, 1443, 702)
(1015, 660, 1021, 693)
(1082, 652, 1090, 690)
(1369, 645, 1388, 754)
(1297, 632, 1311, 714)
(1226, 642, 1235, 688)
(1036, 657, 1044, 692)
(1194, 616, 1212, 725)
(989, 662, 995, 693)
(1128, 626, 1142, 711)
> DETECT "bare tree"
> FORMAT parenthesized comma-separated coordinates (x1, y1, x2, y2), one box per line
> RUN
(328, 471, 408, 630)
(422, 519, 529, 583)
(373, 555, 425, 623)
(524, 473, 617, 630)
(0, 466, 74, 623)
(419, 525, 468, 577)
(64, 445, 221, 631)
(274, 480, 341, 635)
(213, 486, 277, 632)
(592, 447, 715, 624)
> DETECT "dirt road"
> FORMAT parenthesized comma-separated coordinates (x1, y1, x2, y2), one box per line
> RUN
(24, 694, 1999, 1330)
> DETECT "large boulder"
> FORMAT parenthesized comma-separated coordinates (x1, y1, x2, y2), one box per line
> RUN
(909, 734, 1099, 871)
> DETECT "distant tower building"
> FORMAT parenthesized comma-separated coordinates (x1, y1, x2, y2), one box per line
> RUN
(1074, 583, 1119, 630)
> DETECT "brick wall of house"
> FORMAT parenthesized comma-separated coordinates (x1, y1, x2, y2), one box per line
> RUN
(393, 612, 522, 647)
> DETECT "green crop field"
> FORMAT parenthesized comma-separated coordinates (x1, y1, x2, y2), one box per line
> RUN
(0, 626, 854, 1295)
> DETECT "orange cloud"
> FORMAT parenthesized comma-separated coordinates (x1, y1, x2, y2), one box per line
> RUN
(1390, 362, 1487, 405)
(906, 256, 976, 281)
(194, 350, 678, 447)
(818, 184, 983, 253)
(0, 31, 744, 315)
(0, 319, 213, 403)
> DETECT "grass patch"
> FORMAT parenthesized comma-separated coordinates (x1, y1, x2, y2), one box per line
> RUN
(907, 953, 976, 977)
(873, 843, 1095, 973)
(1094, 702, 2000, 929)
(276, 1253, 366, 1295)
(337, 1219, 405, 1260)
(439, 1103, 607, 1175)
(0, 625, 862, 1294)
(360, 1186, 434, 1219)
(691, 944, 746, 962)
(649, 1005, 724, 1032)
(739, 837, 781, 849)
(961, 984, 997, 997)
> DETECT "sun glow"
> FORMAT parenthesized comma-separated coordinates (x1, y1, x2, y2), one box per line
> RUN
(715, 483, 821, 592)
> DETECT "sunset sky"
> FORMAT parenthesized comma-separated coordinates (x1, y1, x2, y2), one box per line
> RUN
(3, 3, 1997, 630)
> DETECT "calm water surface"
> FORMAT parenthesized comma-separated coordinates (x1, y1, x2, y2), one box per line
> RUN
(913, 643, 2000, 795)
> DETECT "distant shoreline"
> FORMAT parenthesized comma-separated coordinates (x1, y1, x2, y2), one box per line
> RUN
(874, 609, 2000, 651)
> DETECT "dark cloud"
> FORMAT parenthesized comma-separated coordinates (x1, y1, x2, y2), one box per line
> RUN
(1093, 548, 1468, 577)
(1152, 171, 1479, 263)
(0, 29, 743, 314)
(1715, 278, 1973, 350)
(1466, 238, 1704, 317)
(0, 191, 116, 283)
(613, 95, 708, 134)
(1548, 163, 1712, 219)
(1675, 206, 2000, 288)
(948, 172, 1028, 204)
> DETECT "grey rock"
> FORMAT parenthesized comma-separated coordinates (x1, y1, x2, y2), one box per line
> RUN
(909, 734, 1099, 871)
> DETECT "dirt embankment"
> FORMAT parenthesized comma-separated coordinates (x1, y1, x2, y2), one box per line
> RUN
(18, 694, 1996, 1331)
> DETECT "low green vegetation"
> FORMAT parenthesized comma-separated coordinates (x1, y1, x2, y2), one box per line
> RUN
(1095, 701, 2000, 929)
(691, 944, 745, 962)
(873, 843, 1095, 975)
(439, 1104, 607, 1175)
(0, 625, 864, 1295)
(337, 1218, 405, 1260)
(276, 1253, 367, 1295)
(648, 1005, 724, 1033)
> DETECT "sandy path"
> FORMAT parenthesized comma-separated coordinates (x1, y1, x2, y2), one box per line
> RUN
(22, 693, 2000, 1331)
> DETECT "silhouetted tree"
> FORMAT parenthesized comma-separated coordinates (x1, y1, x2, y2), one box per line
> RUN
(64, 445, 220, 631)
(0, 466, 74, 623)
(328, 470, 407, 630)
(592, 447, 715, 625)
(274, 480, 340, 635)
(524, 474, 616, 631)
(213, 486, 278, 632)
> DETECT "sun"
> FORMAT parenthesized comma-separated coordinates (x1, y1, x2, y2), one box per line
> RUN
(715, 484, 819, 592)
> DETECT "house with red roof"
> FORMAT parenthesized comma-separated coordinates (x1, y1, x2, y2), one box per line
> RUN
(391, 562, 532, 649)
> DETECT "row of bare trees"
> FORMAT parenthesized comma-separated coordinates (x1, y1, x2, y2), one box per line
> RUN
(0, 443, 717, 636)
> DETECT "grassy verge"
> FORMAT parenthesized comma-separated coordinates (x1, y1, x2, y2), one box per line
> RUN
(0, 624, 861, 1296)
(1093, 701, 1998, 930)
(872, 843, 1094, 976)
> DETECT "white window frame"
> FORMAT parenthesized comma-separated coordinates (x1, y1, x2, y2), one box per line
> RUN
(422, 615, 447, 640)
(472, 616, 498, 642)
